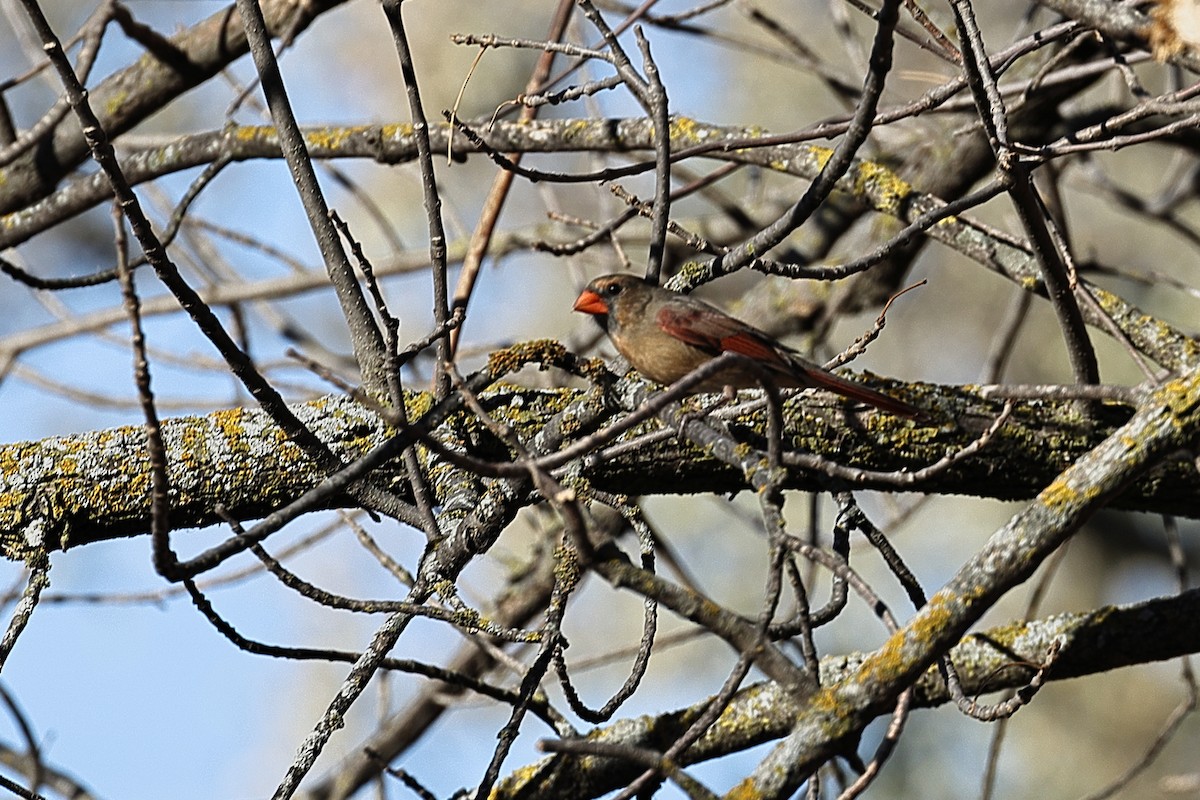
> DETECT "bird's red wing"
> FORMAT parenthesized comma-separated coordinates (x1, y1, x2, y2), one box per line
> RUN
(715, 330, 786, 363)
(655, 298, 925, 417)
(656, 302, 785, 363)
(655, 304, 722, 354)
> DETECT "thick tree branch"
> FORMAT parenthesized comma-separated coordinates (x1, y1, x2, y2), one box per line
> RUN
(3, 363, 1198, 563)
(4, 117, 1192, 373)
(491, 586, 1200, 800)
(0, 0, 351, 213)
(736, 369, 1200, 796)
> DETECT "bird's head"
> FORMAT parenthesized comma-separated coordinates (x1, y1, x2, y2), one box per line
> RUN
(573, 274, 650, 323)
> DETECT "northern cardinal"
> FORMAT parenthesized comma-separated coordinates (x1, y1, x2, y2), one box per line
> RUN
(573, 273, 924, 419)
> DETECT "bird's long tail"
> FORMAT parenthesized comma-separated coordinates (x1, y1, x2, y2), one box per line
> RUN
(798, 363, 927, 420)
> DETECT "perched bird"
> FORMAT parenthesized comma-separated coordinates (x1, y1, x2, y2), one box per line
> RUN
(573, 273, 924, 419)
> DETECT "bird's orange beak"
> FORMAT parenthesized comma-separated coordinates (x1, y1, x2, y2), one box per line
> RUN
(573, 289, 608, 315)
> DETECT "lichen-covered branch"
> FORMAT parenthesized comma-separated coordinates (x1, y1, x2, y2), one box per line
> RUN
(0, 0, 352, 213)
(491, 586, 1200, 800)
(5, 117, 1192, 374)
(735, 369, 1200, 797)
(3, 370, 1198, 564)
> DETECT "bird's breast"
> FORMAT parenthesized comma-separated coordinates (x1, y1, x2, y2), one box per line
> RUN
(609, 325, 712, 386)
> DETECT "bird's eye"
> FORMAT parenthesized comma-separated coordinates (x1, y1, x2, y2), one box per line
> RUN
(604, 283, 622, 296)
